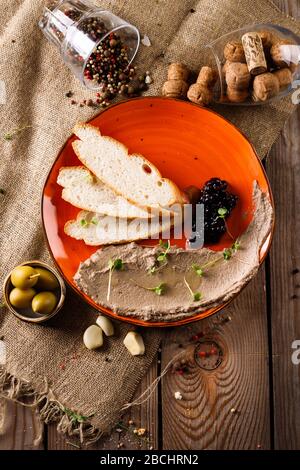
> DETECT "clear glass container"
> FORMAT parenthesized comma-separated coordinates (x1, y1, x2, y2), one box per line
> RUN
(39, 0, 140, 91)
(205, 24, 300, 105)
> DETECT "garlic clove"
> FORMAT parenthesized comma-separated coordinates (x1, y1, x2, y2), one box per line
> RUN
(96, 315, 114, 337)
(123, 331, 145, 356)
(83, 325, 103, 350)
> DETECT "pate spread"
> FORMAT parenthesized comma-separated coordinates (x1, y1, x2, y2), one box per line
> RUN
(74, 182, 273, 322)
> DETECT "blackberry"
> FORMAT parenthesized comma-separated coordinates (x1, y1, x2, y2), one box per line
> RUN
(195, 177, 238, 245)
(203, 177, 228, 193)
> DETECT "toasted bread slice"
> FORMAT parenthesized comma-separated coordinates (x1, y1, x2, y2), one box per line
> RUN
(57, 166, 152, 219)
(72, 124, 184, 211)
(65, 210, 177, 246)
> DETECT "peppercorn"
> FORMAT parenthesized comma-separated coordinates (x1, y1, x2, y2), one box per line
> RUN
(110, 38, 118, 48)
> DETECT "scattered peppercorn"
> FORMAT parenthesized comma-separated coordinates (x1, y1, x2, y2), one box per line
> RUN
(0, 189, 5, 195)
(65, 91, 73, 98)
(70, 99, 77, 105)
(190, 8, 196, 13)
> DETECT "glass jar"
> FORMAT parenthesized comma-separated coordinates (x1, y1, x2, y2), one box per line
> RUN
(205, 24, 300, 105)
(39, 0, 140, 91)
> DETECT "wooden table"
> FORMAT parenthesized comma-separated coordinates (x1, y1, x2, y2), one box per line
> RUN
(1, 0, 300, 451)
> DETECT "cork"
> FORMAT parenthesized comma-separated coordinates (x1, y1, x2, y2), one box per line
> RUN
(242, 32, 267, 76)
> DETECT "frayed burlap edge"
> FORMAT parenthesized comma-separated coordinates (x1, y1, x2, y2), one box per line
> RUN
(0, 365, 104, 446)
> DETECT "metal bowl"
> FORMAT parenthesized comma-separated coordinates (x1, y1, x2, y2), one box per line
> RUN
(3, 260, 66, 323)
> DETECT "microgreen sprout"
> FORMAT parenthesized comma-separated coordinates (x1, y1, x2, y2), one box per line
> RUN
(80, 219, 88, 228)
(223, 248, 233, 261)
(232, 240, 241, 252)
(63, 407, 94, 425)
(130, 279, 167, 296)
(148, 266, 157, 275)
(3, 125, 32, 141)
(107, 259, 124, 301)
(184, 276, 202, 302)
(192, 264, 204, 277)
(157, 240, 171, 263)
(218, 207, 228, 218)
(217, 207, 234, 240)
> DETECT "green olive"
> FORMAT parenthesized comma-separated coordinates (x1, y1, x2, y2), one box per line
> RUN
(9, 287, 36, 309)
(11, 265, 39, 289)
(35, 268, 59, 291)
(32, 292, 57, 315)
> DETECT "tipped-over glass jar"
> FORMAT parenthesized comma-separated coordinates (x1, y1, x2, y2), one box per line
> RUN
(205, 24, 300, 105)
(39, 0, 140, 91)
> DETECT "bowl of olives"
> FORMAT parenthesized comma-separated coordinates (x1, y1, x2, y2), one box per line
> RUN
(3, 261, 66, 323)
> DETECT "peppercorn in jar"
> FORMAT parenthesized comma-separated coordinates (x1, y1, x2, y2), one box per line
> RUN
(39, 0, 140, 96)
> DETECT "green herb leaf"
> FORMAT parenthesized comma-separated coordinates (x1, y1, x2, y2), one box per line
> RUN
(130, 279, 167, 296)
(113, 259, 123, 271)
(80, 219, 88, 227)
(232, 240, 241, 252)
(192, 264, 204, 277)
(91, 217, 98, 225)
(63, 407, 94, 424)
(159, 240, 170, 250)
(184, 276, 202, 302)
(148, 265, 157, 275)
(151, 283, 167, 296)
(157, 240, 171, 264)
(3, 125, 32, 141)
(108, 259, 123, 271)
(218, 207, 228, 218)
(223, 248, 233, 260)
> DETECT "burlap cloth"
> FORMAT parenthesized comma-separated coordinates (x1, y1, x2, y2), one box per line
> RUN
(0, 0, 299, 444)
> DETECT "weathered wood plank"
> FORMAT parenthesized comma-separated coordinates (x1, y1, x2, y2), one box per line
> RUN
(266, 107, 300, 449)
(0, 399, 44, 450)
(161, 269, 271, 450)
(47, 358, 158, 450)
(266, 0, 300, 450)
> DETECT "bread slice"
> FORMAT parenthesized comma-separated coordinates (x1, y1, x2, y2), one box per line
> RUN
(65, 210, 178, 246)
(57, 166, 152, 219)
(72, 124, 184, 211)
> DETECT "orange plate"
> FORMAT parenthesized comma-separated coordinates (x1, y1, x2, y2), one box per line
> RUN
(42, 97, 274, 328)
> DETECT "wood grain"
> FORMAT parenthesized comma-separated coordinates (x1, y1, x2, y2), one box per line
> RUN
(266, 107, 300, 449)
(0, 400, 44, 450)
(161, 269, 271, 450)
(266, 0, 300, 451)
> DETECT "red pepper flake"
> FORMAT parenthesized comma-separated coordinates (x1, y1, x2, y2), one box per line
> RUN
(198, 351, 207, 358)
(175, 368, 184, 375)
(210, 348, 218, 355)
(59, 363, 66, 370)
